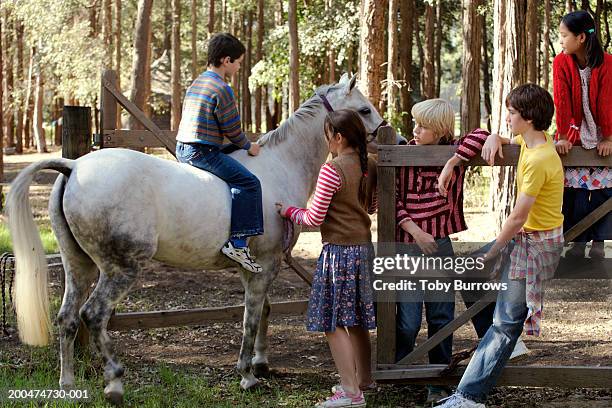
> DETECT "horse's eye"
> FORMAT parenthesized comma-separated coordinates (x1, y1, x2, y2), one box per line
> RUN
(359, 107, 371, 115)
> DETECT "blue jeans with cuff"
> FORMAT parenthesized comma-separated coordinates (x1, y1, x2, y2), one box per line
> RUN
(456, 243, 527, 403)
(176, 141, 264, 239)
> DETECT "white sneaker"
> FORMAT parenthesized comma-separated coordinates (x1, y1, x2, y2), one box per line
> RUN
(331, 382, 377, 395)
(315, 390, 366, 407)
(221, 241, 262, 273)
(509, 338, 530, 361)
(434, 394, 485, 408)
(426, 388, 450, 404)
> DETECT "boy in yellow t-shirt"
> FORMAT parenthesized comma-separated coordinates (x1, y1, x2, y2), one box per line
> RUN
(435, 84, 564, 408)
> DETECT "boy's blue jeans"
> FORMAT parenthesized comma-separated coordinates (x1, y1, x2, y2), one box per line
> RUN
(456, 244, 528, 403)
(395, 237, 455, 365)
(176, 141, 264, 239)
(395, 238, 496, 364)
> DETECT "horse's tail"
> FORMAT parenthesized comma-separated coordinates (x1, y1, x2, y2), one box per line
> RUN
(6, 158, 74, 346)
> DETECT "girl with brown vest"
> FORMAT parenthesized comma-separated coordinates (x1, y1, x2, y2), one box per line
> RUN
(277, 109, 377, 408)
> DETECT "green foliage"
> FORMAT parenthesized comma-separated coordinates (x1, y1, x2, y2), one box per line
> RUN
(250, 0, 360, 102)
(7, 0, 105, 106)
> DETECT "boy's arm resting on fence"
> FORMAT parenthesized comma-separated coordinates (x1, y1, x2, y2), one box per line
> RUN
(454, 128, 490, 161)
(285, 163, 341, 227)
(481, 133, 514, 165)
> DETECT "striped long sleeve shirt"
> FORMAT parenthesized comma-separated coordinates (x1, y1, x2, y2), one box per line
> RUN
(396, 128, 490, 243)
(286, 163, 377, 227)
(176, 70, 251, 150)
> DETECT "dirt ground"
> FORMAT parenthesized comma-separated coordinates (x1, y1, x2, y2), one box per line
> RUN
(2, 148, 611, 407)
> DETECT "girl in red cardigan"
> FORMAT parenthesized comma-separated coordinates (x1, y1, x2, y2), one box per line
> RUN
(554, 10, 611, 259)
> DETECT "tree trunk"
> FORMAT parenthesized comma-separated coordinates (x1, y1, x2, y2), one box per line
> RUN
(415, 8, 425, 100)
(243, 11, 253, 131)
(34, 43, 46, 154)
(526, 0, 538, 83)
(23, 46, 34, 150)
(128, 0, 153, 130)
(604, 1, 610, 52)
(359, 0, 387, 112)
(15, 20, 24, 154)
(4, 11, 14, 149)
(543, 0, 551, 91)
(191, 0, 198, 80)
(55, 97, 64, 146)
(222, 0, 227, 31)
(482, 10, 492, 131)
(399, 0, 413, 136)
(171, 0, 182, 130)
(594, 0, 603, 42)
(115, 0, 122, 129)
(89, 0, 99, 37)
(461, 0, 482, 136)
(164, 0, 171, 52)
(386, 0, 398, 119)
(208, 0, 215, 39)
(102, 0, 113, 63)
(144, 13, 153, 119)
(288, 0, 300, 113)
(490, 0, 528, 231)
(255, 0, 264, 132)
(327, 0, 335, 83)
(434, 0, 443, 97)
(0, 16, 4, 195)
(422, 1, 435, 100)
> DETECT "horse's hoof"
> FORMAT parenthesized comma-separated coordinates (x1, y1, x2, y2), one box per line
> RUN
(104, 379, 124, 406)
(240, 375, 259, 390)
(252, 363, 270, 378)
(104, 391, 124, 406)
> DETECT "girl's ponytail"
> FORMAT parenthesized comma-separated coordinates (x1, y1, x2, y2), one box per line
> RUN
(357, 131, 369, 208)
(562, 10, 604, 68)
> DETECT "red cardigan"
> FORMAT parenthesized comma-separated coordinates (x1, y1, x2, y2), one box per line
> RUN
(552, 52, 612, 144)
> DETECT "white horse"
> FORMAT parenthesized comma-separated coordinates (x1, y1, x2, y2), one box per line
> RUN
(6, 74, 386, 404)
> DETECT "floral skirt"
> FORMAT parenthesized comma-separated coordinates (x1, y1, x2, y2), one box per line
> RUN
(306, 243, 377, 332)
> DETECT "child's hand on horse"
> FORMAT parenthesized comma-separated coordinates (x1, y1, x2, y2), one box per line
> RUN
(275, 202, 289, 218)
(248, 143, 261, 156)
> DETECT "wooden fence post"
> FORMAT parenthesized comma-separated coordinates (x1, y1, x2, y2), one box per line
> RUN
(61, 105, 92, 348)
(62, 106, 92, 159)
(376, 125, 398, 365)
(100, 70, 118, 149)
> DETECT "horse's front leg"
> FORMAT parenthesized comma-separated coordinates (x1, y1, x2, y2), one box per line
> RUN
(237, 272, 270, 389)
(251, 294, 271, 378)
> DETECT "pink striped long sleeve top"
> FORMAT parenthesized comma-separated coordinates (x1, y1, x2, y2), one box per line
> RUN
(396, 128, 490, 243)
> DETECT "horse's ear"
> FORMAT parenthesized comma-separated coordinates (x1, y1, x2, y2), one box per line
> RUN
(345, 74, 357, 94)
(339, 73, 349, 85)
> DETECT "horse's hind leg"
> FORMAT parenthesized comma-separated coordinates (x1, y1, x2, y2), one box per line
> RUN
(79, 258, 144, 405)
(252, 294, 271, 378)
(49, 175, 98, 390)
(57, 256, 97, 390)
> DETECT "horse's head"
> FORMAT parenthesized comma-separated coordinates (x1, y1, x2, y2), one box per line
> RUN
(320, 73, 385, 138)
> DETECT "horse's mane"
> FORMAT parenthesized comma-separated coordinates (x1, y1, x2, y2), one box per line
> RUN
(257, 83, 343, 147)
